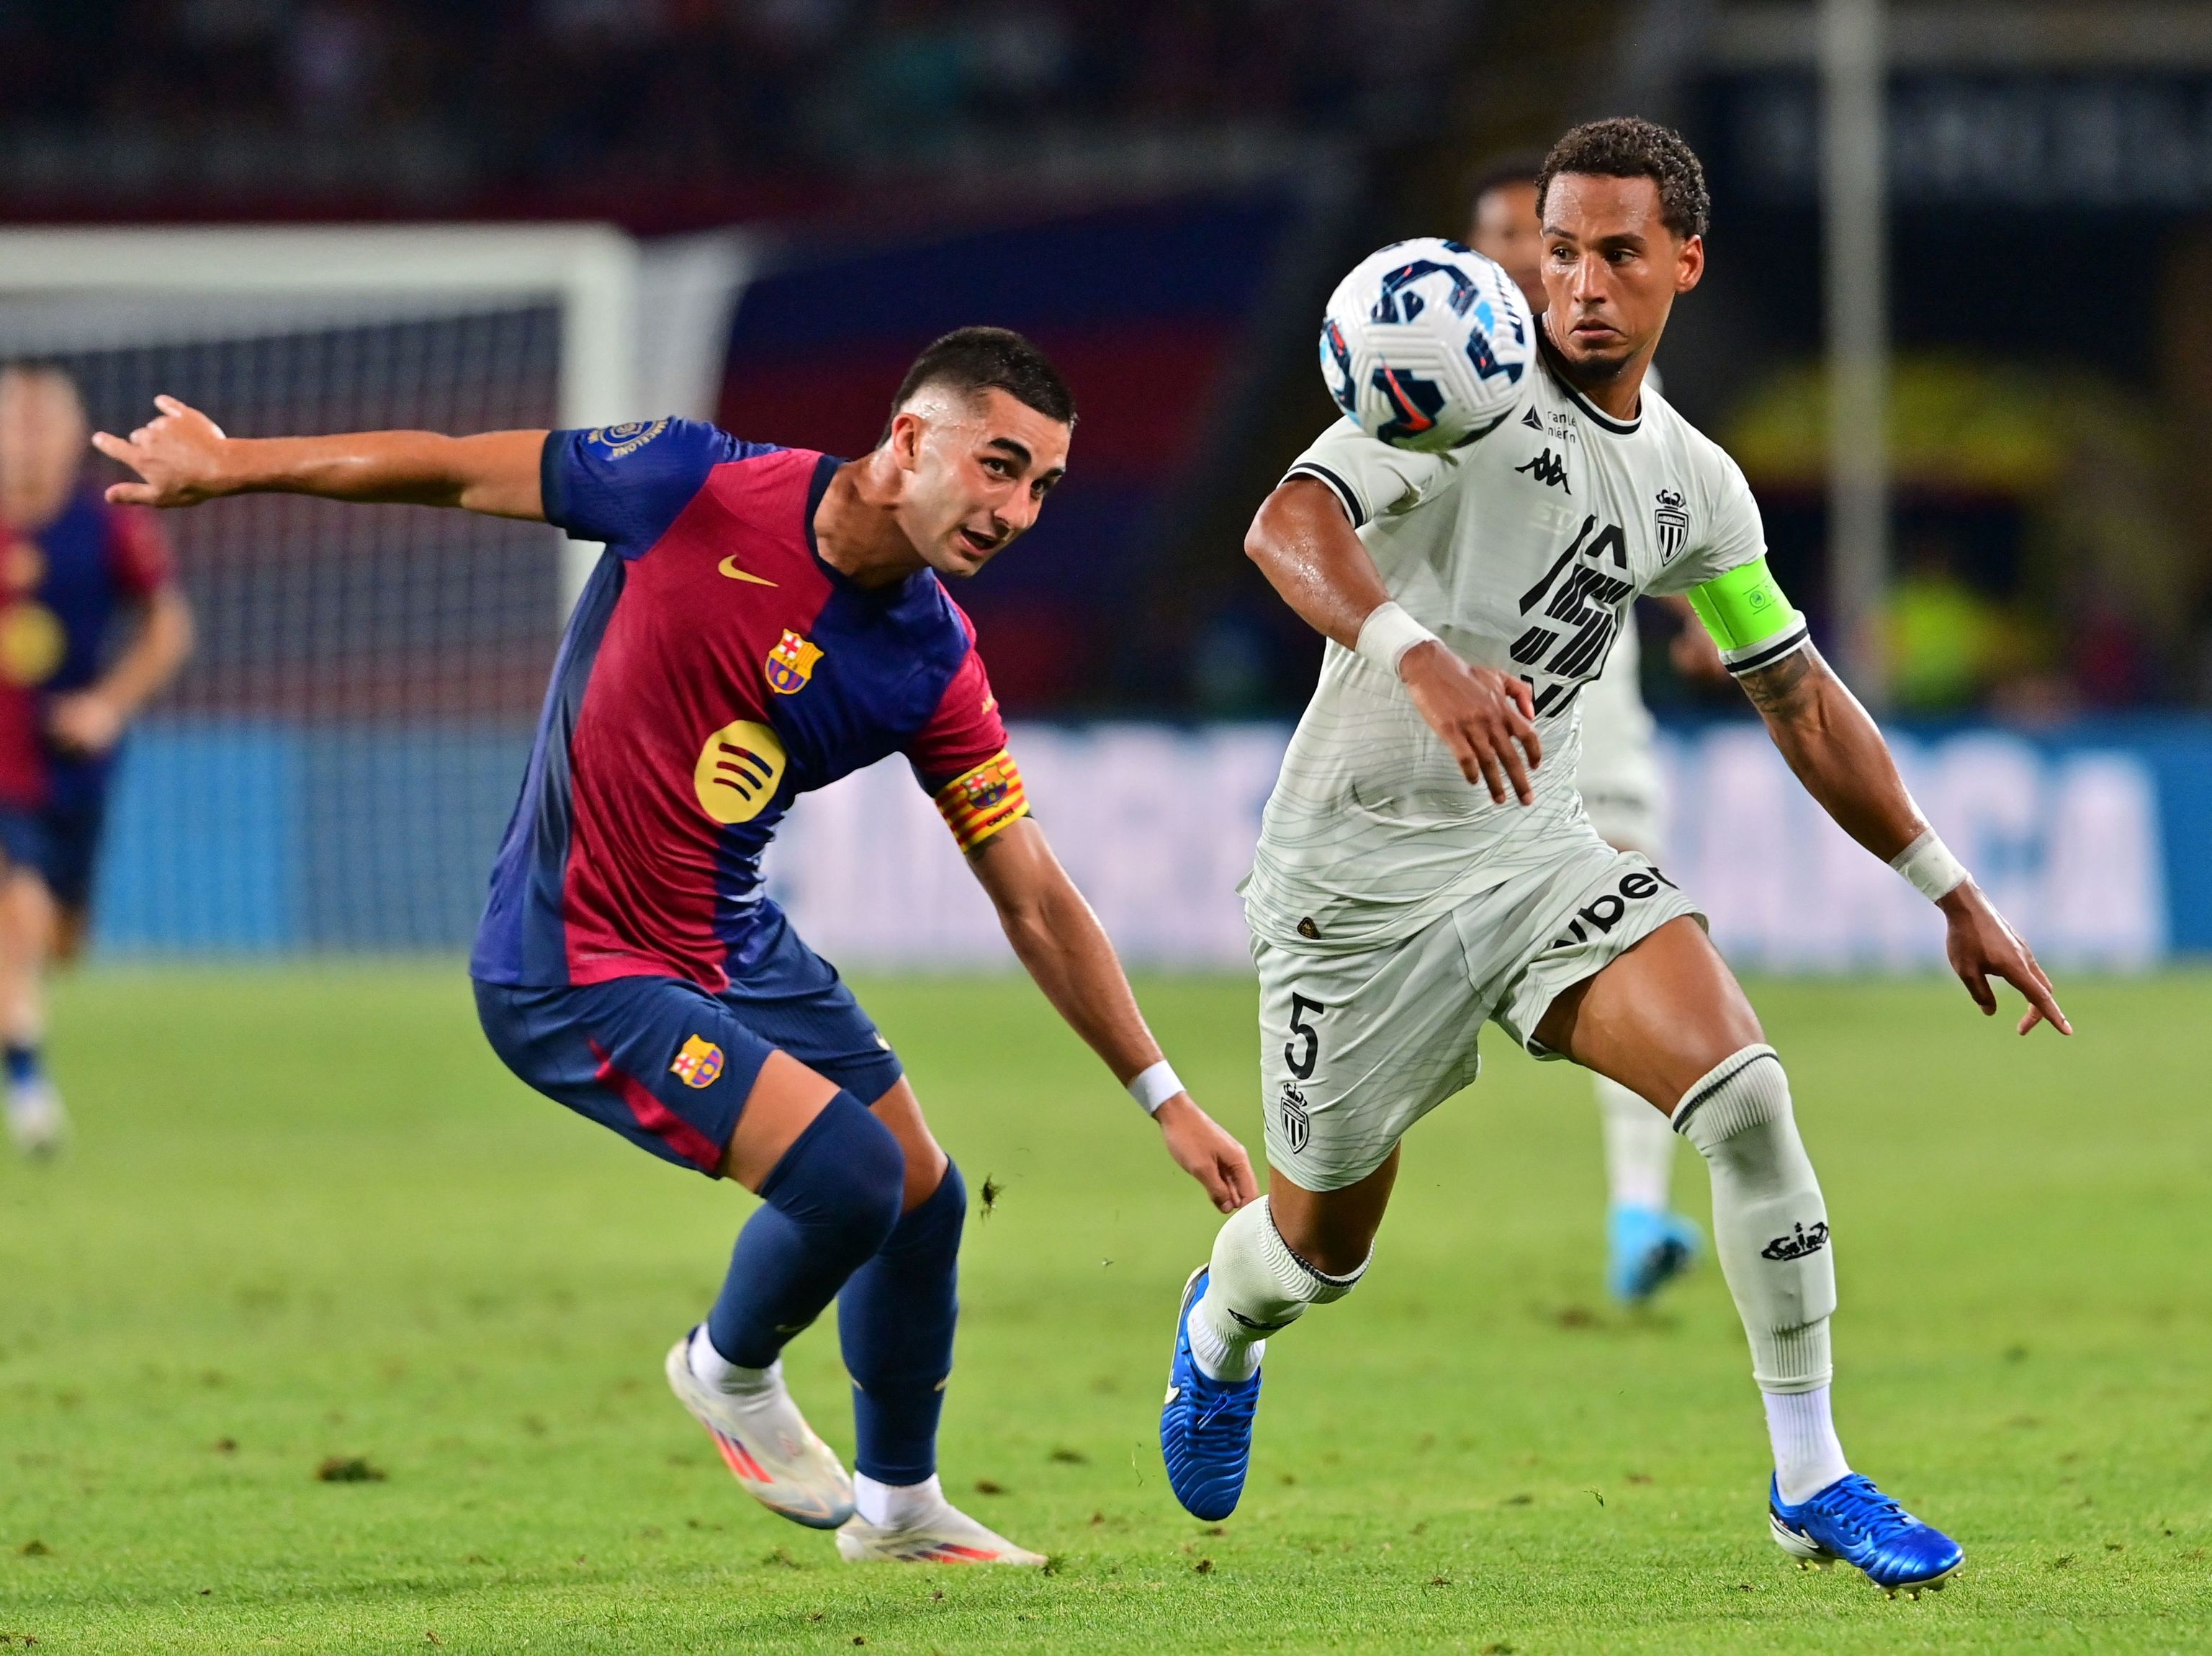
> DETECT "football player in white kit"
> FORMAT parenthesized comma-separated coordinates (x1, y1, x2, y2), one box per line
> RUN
(1467, 154, 1718, 1305)
(1160, 120, 2070, 1593)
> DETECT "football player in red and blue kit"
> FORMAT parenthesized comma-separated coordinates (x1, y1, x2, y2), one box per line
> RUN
(97, 328, 1257, 1565)
(0, 365, 194, 1156)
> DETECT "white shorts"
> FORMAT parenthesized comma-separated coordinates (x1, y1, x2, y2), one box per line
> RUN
(1252, 837, 1701, 1192)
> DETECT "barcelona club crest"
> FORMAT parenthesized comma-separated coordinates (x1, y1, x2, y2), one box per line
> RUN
(1653, 487, 1690, 563)
(670, 1035, 725, 1089)
(764, 629, 824, 696)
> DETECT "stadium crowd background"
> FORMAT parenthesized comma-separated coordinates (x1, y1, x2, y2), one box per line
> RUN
(8, 0, 2208, 722)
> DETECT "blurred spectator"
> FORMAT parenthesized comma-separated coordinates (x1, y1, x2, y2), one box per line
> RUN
(1727, 354, 2195, 714)
(0, 0, 1471, 210)
(1883, 534, 2033, 714)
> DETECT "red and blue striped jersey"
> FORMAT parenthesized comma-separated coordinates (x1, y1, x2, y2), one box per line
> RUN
(470, 420, 1028, 990)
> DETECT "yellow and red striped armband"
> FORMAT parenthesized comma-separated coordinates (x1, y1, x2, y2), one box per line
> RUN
(932, 750, 1030, 853)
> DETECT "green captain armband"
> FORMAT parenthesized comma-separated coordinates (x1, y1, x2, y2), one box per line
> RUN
(1686, 556, 1810, 677)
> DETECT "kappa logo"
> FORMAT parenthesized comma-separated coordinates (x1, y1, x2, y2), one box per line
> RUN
(1654, 487, 1691, 563)
(1761, 1220, 1830, 1262)
(1546, 864, 1681, 950)
(1228, 1305, 1294, 1333)
(670, 1035, 724, 1089)
(1279, 1081, 1312, 1155)
(764, 629, 824, 695)
(1515, 447, 1570, 492)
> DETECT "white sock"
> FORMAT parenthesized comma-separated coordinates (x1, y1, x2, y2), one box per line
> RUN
(1187, 1310, 1264, 1383)
(1596, 1074, 1677, 1210)
(1764, 1385, 1851, 1504)
(1189, 1197, 1366, 1383)
(687, 1327, 779, 1398)
(854, 1472, 943, 1528)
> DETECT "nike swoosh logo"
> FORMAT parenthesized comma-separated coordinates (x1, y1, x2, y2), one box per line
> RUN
(718, 555, 776, 586)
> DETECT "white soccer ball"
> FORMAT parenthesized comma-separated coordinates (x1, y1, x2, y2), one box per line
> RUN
(1318, 238, 1534, 453)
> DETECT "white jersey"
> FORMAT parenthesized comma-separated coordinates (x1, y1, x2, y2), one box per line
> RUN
(1577, 354, 1663, 846)
(1574, 590, 1664, 846)
(1244, 350, 1786, 948)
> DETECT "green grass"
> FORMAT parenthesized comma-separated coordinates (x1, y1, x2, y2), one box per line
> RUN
(1, 966, 2208, 1654)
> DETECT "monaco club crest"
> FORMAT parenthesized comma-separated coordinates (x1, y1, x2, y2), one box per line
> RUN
(763, 629, 824, 695)
(1653, 488, 1690, 563)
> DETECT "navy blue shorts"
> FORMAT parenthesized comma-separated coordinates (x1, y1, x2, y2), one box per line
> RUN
(473, 907, 904, 1176)
(0, 809, 45, 883)
(38, 788, 109, 913)
(0, 790, 111, 913)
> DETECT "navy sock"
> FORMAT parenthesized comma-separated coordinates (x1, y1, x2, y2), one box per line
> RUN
(4, 1045, 38, 1087)
(839, 1158, 966, 1485)
(705, 1091, 904, 1369)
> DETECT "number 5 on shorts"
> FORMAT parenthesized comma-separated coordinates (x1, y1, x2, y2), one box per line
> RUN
(1285, 994, 1326, 1081)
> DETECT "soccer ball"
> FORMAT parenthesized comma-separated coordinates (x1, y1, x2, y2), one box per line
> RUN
(1318, 238, 1534, 453)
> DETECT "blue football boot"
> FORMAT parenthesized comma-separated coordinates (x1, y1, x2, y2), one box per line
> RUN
(1768, 1472, 1964, 1595)
(1159, 1266, 1261, 1521)
(1606, 1203, 1703, 1304)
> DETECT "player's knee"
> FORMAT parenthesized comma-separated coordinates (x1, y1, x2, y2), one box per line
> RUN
(890, 1156, 965, 1256)
(762, 1089, 907, 1252)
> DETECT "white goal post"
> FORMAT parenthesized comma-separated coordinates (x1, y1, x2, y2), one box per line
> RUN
(0, 222, 750, 609)
(0, 223, 750, 953)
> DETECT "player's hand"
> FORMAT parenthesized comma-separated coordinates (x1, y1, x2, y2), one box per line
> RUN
(92, 397, 232, 508)
(1938, 881, 2072, 1036)
(47, 690, 125, 757)
(1155, 1094, 1259, 1214)
(1398, 640, 1542, 804)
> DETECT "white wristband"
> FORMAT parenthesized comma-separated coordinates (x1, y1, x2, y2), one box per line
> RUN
(1126, 1060, 1184, 1116)
(1354, 601, 1439, 677)
(1889, 829, 1969, 903)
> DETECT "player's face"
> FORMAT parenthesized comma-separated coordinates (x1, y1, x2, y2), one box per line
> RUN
(1539, 174, 1704, 382)
(0, 370, 91, 527)
(1467, 181, 1547, 314)
(889, 387, 1070, 580)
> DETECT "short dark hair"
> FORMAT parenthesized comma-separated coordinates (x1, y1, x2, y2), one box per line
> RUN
(1535, 117, 1711, 241)
(888, 326, 1075, 438)
(1466, 149, 1547, 220)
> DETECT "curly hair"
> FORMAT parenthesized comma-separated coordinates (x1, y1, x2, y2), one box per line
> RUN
(1535, 117, 1711, 241)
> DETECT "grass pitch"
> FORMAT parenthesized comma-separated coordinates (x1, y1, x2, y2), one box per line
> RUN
(1, 965, 2207, 1654)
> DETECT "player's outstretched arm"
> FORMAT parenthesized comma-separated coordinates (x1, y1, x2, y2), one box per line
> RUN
(1246, 478, 1541, 804)
(1740, 642, 2072, 1037)
(967, 818, 1258, 1214)
(93, 396, 547, 521)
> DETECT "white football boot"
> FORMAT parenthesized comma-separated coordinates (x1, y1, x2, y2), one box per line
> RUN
(663, 1335, 854, 1529)
(836, 1492, 1048, 1566)
(4, 1077, 66, 1158)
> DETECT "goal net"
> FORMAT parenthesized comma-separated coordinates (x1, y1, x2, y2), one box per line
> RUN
(0, 226, 746, 954)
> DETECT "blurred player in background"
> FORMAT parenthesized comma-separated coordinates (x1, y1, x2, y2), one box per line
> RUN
(1469, 154, 1725, 1305)
(96, 328, 1255, 1567)
(0, 364, 193, 1156)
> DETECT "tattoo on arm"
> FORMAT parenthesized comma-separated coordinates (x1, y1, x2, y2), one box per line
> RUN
(1737, 645, 1819, 716)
